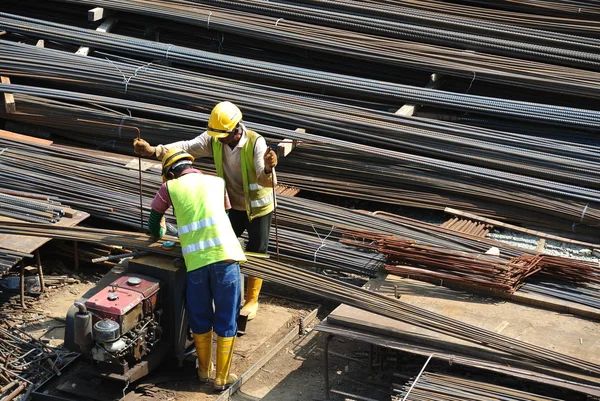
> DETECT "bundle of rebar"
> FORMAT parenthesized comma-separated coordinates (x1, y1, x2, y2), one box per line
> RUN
(3, 92, 599, 238)
(1, 57, 600, 230)
(452, 0, 600, 18)
(0, 94, 202, 153)
(341, 233, 543, 293)
(0, 222, 598, 378)
(0, 250, 32, 277)
(0, 192, 65, 224)
(2, 12, 600, 131)
(40, 0, 600, 98)
(185, 0, 600, 71)
(0, 139, 383, 275)
(300, 0, 600, 36)
(537, 256, 600, 284)
(521, 282, 600, 310)
(394, 372, 565, 401)
(440, 217, 493, 237)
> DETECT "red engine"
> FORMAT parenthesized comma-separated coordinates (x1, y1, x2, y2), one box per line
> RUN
(81, 274, 163, 373)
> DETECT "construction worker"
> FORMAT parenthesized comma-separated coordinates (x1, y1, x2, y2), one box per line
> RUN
(148, 148, 246, 390)
(135, 101, 277, 322)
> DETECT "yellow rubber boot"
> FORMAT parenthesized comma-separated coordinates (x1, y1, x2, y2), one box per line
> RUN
(214, 336, 237, 391)
(240, 276, 263, 321)
(193, 331, 213, 383)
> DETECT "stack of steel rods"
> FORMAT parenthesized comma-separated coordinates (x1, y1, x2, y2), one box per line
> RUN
(1, 87, 599, 233)
(1, 46, 600, 223)
(0, 135, 587, 259)
(263, 229, 383, 277)
(340, 233, 543, 293)
(0, 139, 382, 275)
(2, 38, 599, 181)
(0, 94, 202, 151)
(298, 0, 600, 36)
(0, 92, 595, 234)
(394, 372, 565, 401)
(520, 282, 600, 310)
(184, 0, 600, 70)
(0, 192, 65, 224)
(440, 217, 493, 237)
(4, 13, 600, 131)
(0, 14, 600, 130)
(537, 256, 600, 284)
(0, 40, 595, 189)
(0, 250, 32, 277)
(241, 257, 600, 376)
(341, 230, 600, 293)
(0, 222, 598, 378)
(0, 222, 179, 257)
(274, 145, 600, 235)
(453, 0, 600, 18)
(40, 0, 600, 97)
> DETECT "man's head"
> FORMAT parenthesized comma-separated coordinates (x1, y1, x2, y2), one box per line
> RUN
(207, 101, 243, 146)
(161, 148, 195, 182)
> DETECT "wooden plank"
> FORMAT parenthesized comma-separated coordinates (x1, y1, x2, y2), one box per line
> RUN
(76, 17, 118, 56)
(276, 128, 302, 158)
(88, 7, 114, 22)
(445, 207, 600, 249)
(395, 73, 443, 117)
(0, 76, 16, 114)
(535, 238, 546, 254)
(0, 129, 53, 146)
(124, 158, 161, 171)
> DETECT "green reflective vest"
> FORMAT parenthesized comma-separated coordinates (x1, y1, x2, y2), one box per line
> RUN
(212, 130, 274, 221)
(167, 173, 246, 271)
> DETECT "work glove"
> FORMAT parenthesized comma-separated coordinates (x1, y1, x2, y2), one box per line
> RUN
(133, 138, 156, 157)
(264, 147, 278, 173)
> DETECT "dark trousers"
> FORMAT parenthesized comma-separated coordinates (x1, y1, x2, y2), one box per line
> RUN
(228, 210, 272, 253)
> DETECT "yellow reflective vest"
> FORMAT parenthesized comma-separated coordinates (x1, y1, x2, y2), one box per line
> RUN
(167, 173, 246, 271)
(212, 130, 274, 221)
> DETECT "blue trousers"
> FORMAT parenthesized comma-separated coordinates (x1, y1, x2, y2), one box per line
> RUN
(186, 261, 241, 338)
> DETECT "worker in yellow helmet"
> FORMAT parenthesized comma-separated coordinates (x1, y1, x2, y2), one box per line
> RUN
(148, 148, 246, 390)
(134, 101, 277, 322)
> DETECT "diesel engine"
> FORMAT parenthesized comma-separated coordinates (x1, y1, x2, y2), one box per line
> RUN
(72, 274, 163, 374)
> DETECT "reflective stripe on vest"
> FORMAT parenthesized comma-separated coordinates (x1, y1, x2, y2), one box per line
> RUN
(167, 173, 246, 271)
(212, 129, 274, 221)
(178, 216, 223, 236)
(250, 192, 273, 208)
(182, 236, 242, 256)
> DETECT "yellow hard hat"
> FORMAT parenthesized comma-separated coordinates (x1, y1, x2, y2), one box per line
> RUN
(161, 148, 194, 182)
(207, 101, 242, 138)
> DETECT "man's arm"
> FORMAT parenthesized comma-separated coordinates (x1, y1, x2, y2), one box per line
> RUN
(254, 136, 277, 187)
(148, 184, 171, 239)
(134, 132, 214, 160)
(148, 210, 166, 239)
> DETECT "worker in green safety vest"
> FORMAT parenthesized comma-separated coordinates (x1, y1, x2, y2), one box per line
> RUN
(134, 101, 278, 322)
(148, 148, 246, 390)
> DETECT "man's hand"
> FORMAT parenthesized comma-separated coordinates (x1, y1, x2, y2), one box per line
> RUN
(133, 138, 155, 157)
(160, 216, 166, 236)
(264, 147, 278, 173)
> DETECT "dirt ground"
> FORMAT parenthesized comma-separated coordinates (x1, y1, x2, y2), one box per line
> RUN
(14, 269, 351, 401)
